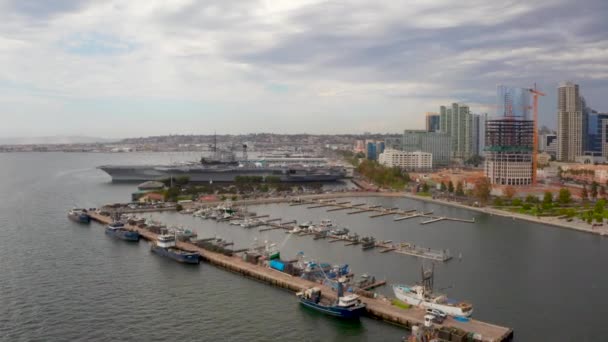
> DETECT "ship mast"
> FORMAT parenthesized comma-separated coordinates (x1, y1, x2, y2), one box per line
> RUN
(421, 263, 434, 293)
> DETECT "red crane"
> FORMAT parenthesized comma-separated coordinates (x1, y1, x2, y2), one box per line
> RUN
(529, 85, 546, 185)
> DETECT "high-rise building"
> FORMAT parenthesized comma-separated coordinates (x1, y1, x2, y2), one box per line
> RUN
(601, 118, 608, 159)
(484, 86, 534, 186)
(365, 140, 385, 160)
(478, 113, 488, 157)
(402, 130, 452, 167)
(539, 133, 558, 157)
(471, 114, 486, 156)
(497, 85, 531, 119)
(384, 136, 403, 150)
(557, 81, 583, 161)
(440, 106, 448, 133)
(485, 120, 534, 186)
(439, 103, 473, 160)
(425, 112, 440, 132)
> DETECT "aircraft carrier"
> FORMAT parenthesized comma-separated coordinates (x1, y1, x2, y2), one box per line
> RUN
(98, 144, 346, 183)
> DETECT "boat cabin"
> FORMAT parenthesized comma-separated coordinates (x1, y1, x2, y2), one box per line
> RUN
(157, 234, 176, 248)
(108, 222, 125, 229)
(320, 219, 333, 227)
(338, 294, 361, 308)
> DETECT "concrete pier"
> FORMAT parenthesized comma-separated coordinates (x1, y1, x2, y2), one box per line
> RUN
(89, 211, 513, 341)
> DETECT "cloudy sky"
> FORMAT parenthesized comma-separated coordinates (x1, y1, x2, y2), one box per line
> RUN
(0, 0, 607, 138)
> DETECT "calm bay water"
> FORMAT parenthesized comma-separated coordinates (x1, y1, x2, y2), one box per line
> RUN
(1, 152, 608, 341)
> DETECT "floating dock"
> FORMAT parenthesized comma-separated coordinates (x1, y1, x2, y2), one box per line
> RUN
(300, 200, 474, 225)
(88, 211, 512, 341)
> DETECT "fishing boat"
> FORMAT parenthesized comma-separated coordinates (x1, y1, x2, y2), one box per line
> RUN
(392, 265, 473, 317)
(172, 226, 198, 241)
(330, 227, 349, 236)
(150, 233, 200, 264)
(288, 226, 302, 234)
(296, 282, 366, 319)
(105, 222, 140, 241)
(249, 239, 280, 260)
(320, 219, 335, 228)
(67, 208, 91, 224)
(361, 236, 376, 250)
(299, 221, 313, 228)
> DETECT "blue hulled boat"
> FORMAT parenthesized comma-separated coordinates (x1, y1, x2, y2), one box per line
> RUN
(151, 234, 200, 264)
(68, 208, 91, 224)
(105, 222, 140, 242)
(296, 282, 366, 319)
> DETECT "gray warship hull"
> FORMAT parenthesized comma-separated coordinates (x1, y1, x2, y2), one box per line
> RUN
(98, 164, 346, 183)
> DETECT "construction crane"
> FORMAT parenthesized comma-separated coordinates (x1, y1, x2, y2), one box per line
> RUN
(529, 85, 546, 185)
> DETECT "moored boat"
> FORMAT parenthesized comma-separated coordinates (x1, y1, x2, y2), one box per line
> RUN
(68, 208, 91, 224)
(392, 266, 473, 317)
(151, 234, 200, 264)
(105, 222, 140, 241)
(361, 236, 376, 250)
(296, 282, 366, 319)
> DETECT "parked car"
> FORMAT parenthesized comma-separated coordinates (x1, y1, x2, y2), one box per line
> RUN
(426, 308, 447, 319)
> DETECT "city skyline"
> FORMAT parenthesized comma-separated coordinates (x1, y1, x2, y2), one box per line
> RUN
(1, 0, 607, 138)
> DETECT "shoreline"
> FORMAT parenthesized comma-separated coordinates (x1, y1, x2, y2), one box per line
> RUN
(189, 190, 608, 236)
(400, 193, 608, 237)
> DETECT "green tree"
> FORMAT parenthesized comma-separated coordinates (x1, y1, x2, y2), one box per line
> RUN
(525, 195, 537, 204)
(474, 177, 492, 205)
(465, 155, 484, 167)
(558, 188, 571, 204)
(422, 182, 430, 193)
(163, 187, 180, 202)
(595, 199, 606, 214)
(543, 191, 553, 205)
(175, 176, 190, 186)
(455, 181, 464, 196)
(266, 176, 281, 183)
(504, 186, 516, 200)
(448, 181, 454, 193)
(591, 181, 599, 199)
(440, 182, 447, 191)
(582, 186, 589, 200)
(512, 198, 522, 206)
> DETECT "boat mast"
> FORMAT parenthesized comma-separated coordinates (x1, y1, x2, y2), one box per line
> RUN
(421, 263, 434, 293)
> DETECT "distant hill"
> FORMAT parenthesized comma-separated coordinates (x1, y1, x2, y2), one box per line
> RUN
(0, 136, 116, 145)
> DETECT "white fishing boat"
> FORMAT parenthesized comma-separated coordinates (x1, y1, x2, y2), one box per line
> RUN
(392, 266, 473, 317)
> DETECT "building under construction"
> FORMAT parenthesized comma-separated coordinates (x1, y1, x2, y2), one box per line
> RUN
(485, 86, 535, 186)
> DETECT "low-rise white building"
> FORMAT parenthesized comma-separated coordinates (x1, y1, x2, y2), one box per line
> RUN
(378, 149, 432, 171)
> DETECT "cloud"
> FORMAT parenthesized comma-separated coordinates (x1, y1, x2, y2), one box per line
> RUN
(0, 0, 606, 137)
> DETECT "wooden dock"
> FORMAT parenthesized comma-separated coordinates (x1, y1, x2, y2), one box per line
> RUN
(300, 200, 474, 225)
(359, 280, 387, 291)
(88, 211, 513, 342)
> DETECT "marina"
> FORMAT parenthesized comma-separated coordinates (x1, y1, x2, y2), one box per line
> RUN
(286, 199, 476, 226)
(188, 200, 463, 261)
(86, 209, 513, 341)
